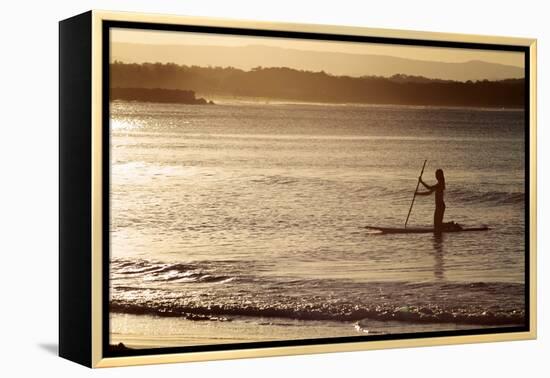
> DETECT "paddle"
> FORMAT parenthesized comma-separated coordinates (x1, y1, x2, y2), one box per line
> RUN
(405, 160, 427, 228)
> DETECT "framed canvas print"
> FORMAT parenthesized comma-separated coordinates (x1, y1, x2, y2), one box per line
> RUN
(59, 10, 537, 368)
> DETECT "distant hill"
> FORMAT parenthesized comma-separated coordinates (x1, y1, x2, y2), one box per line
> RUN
(112, 43, 524, 82)
(110, 62, 524, 108)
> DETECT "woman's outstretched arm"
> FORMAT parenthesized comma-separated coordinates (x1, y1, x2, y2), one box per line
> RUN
(415, 190, 433, 196)
(419, 177, 430, 189)
(419, 177, 437, 191)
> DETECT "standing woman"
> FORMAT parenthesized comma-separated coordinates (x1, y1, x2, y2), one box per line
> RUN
(416, 169, 446, 233)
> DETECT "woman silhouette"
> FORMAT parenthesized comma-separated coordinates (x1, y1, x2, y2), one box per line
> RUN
(416, 169, 446, 233)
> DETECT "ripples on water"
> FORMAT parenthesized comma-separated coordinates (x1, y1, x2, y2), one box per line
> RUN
(110, 102, 526, 342)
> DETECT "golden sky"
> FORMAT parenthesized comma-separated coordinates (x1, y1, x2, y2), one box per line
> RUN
(112, 28, 524, 67)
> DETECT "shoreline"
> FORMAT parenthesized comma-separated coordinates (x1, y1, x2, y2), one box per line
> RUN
(110, 312, 523, 350)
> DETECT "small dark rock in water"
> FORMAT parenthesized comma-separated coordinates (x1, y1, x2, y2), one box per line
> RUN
(109, 342, 132, 352)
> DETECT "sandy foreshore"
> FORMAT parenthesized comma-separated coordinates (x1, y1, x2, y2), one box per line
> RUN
(110, 312, 516, 350)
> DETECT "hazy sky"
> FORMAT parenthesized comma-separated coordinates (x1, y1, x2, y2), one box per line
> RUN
(112, 28, 524, 67)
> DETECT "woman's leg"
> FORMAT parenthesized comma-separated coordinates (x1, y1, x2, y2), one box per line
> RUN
(434, 205, 445, 233)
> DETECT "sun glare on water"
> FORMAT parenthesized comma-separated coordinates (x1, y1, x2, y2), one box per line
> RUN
(111, 118, 141, 131)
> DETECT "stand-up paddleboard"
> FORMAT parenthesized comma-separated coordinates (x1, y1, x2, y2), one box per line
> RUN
(365, 225, 489, 234)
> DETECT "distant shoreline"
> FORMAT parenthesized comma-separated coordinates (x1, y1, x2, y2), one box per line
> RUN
(196, 95, 524, 111)
(110, 95, 523, 111)
(111, 62, 525, 109)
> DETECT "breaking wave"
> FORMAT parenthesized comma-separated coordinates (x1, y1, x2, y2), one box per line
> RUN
(110, 258, 525, 327)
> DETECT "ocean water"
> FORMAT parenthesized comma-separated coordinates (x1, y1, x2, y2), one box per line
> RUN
(109, 101, 526, 348)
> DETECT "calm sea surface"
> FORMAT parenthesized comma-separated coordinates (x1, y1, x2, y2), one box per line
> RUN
(109, 101, 526, 347)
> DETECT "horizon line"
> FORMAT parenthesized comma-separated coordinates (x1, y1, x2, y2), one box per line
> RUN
(110, 60, 526, 83)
